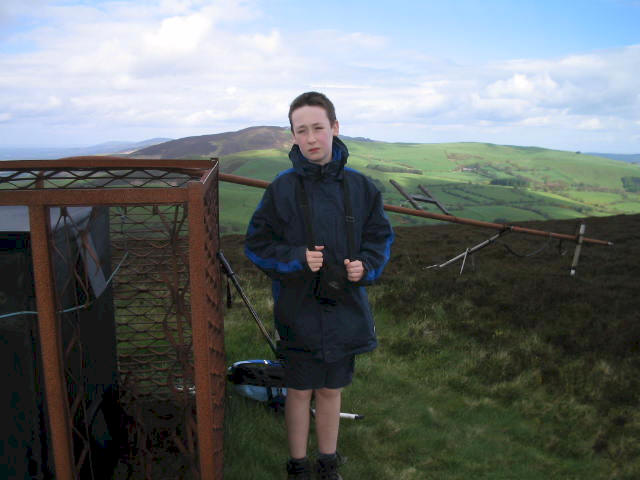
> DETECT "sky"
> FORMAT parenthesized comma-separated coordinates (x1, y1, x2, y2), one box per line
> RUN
(0, 0, 639, 152)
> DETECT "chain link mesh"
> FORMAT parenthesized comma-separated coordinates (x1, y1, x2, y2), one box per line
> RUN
(0, 160, 222, 480)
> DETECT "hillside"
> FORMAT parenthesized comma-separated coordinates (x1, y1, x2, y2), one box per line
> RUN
(130, 126, 292, 158)
(217, 138, 640, 234)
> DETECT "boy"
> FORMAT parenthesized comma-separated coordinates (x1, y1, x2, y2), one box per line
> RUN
(245, 92, 393, 479)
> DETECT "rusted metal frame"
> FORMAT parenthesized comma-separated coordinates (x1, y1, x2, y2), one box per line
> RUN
(0, 187, 188, 206)
(0, 157, 214, 170)
(51, 209, 97, 475)
(218, 172, 613, 247)
(0, 166, 209, 192)
(187, 179, 217, 480)
(28, 205, 76, 480)
(200, 163, 225, 477)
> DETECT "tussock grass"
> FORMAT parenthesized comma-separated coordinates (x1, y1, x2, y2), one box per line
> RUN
(220, 214, 640, 479)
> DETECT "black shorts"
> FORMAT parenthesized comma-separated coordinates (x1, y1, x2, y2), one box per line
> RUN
(283, 355, 355, 390)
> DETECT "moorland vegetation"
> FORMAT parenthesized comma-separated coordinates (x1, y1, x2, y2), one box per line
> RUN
(221, 213, 639, 479)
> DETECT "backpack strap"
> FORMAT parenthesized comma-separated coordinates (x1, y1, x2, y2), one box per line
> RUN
(342, 174, 356, 261)
(296, 174, 356, 260)
(296, 176, 316, 251)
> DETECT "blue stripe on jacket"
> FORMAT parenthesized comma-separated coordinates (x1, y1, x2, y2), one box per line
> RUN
(365, 225, 394, 281)
(243, 245, 304, 274)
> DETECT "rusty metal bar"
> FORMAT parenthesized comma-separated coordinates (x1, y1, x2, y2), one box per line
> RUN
(200, 166, 225, 479)
(0, 157, 214, 170)
(28, 205, 75, 480)
(218, 172, 613, 247)
(187, 179, 217, 480)
(219, 172, 269, 189)
(0, 187, 188, 206)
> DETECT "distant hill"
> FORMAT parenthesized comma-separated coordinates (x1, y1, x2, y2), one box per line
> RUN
(111, 138, 174, 154)
(0, 138, 172, 160)
(129, 126, 379, 159)
(587, 152, 640, 164)
(130, 126, 293, 158)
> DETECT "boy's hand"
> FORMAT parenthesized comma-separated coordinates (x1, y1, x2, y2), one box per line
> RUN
(344, 259, 364, 282)
(306, 246, 324, 272)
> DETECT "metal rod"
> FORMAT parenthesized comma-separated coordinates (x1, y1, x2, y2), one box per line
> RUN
(389, 179, 422, 210)
(428, 230, 511, 270)
(570, 223, 586, 276)
(29, 205, 76, 480)
(218, 251, 278, 356)
(418, 184, 451, 215)
(218, 173, 613, 247)
(0, 187, 188, 207)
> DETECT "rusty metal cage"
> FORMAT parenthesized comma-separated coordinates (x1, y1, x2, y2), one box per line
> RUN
(0, 157, 224, 479)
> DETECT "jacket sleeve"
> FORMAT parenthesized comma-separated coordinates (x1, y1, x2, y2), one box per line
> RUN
(244, 184, 309, 281)
(356, 189, 394, 286)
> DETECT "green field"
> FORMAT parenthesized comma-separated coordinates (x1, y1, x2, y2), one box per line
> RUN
(218, 140, 640, 234)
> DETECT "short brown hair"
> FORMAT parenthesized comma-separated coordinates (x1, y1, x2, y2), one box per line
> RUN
(288, 91, 337, 130)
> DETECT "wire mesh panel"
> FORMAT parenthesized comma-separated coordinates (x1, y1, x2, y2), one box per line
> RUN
(111, 204, 193, 398)
(0, 158, 224, 480)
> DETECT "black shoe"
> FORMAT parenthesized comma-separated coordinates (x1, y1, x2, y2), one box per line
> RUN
(315, 454, 342, 480)
(287, 457, 312, 480)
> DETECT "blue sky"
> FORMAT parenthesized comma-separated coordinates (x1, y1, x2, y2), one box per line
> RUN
(0, 0, 639, 152)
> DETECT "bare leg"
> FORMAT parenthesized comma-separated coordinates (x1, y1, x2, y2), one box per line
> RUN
(285, 388, 313, 459)
(314, 388, 341, 455)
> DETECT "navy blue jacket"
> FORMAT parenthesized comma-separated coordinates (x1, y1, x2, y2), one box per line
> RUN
(245, 138, 394, 362)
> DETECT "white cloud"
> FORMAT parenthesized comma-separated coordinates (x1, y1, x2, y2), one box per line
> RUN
(577, 118, 603, 130)
(143, 13, 211, 54)
(485, 73, 559, 98)
(0, 1, 639, 152)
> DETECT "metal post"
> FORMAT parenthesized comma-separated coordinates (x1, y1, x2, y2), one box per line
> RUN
(570, 223, 586, 276)
(187, 181, 218, 479)
(29, 205, 75, 480)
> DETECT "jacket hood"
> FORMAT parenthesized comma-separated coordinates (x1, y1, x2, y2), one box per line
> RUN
(289, 136, 349, 181)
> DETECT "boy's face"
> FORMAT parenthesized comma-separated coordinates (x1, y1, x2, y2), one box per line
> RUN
(291, 105, 339, 166)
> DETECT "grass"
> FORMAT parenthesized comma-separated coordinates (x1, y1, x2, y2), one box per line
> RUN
(219, 213, 640, 479)
(216, 140, 640, 234)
